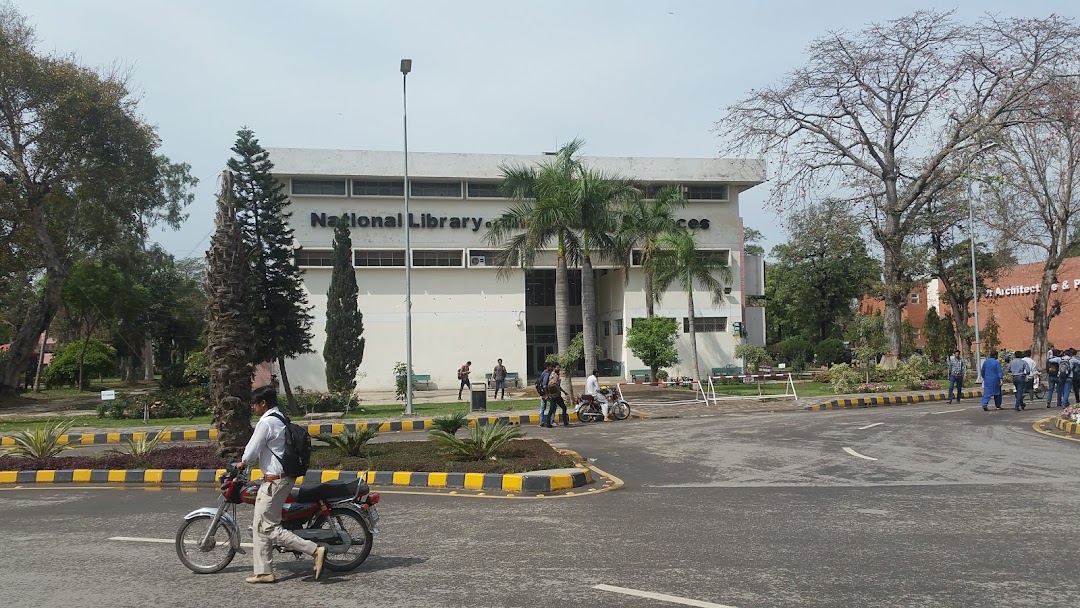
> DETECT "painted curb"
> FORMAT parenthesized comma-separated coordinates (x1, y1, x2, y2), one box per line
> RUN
(1055, 417, 1080, 436)
(806, 389, 985, 411)
(0, 466, 595, 493)
(0, 413, 580, 447)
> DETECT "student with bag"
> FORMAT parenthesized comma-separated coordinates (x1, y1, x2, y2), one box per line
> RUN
(542, 364, 569, 427)
(457, 361, 471, 401)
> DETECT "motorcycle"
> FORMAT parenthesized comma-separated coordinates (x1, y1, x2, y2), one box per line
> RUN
(176, 464, 380, 574)
(575, 385, 630, 422)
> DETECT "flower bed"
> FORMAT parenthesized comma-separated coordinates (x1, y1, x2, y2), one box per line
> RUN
(1062, 405, 1080, 424)
(0, 439, 576, 475)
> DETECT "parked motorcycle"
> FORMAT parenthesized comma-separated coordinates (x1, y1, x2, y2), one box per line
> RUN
(176, 464, 379, 574)
(575, 385, 630, 422)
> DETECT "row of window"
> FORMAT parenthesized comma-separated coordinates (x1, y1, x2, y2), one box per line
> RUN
(295, 249, 509, 268)
(631, 316, 730, 333)
(291, 179, 730, 201)
(631, 250, 730, 266)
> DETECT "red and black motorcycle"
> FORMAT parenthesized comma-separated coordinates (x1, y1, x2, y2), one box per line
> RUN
(176, 464, 380, 574)
(574, 385, 631, 422)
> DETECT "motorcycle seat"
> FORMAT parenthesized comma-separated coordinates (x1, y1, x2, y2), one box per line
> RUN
(291, 478, 367, 503)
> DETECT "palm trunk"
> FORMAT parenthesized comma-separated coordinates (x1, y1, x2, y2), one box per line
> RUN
(645, 273, 655, 318)
(555, 241, 570, 355)
(688, 292, 700, 382)
(277, 356, 301, 416)
(581, 254, 598, 377)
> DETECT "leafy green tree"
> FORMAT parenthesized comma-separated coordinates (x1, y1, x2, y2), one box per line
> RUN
(743, 227, 766, 257)
(545, 332, 585, 399)
(652, 229, 733, 382)
(900, 318, 918, 359)
(616, 186, 686, 317)
(324, 219, 366, 394)
(734, 344, 772, 373)
(40, 340, 118, 388)
(848, 313, 888, 381)
(625, 317, 680, 381)
(0, 7, 194, 400)
(981, 312, 1001, 356)
(941, 313, 958, 357)
(815, 338, 847, 366)
(922, 307, 949, 363)
(775, 337, 812, 372)
(228, 128, 313, 413)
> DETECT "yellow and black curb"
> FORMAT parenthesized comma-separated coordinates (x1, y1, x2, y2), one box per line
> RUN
(0, 466, 594, 493)
(1054, 417, 1079, 436)
(1032, 416, 1080, 443)
(807, 389, 984, 411)
(0, 413, 582, 447)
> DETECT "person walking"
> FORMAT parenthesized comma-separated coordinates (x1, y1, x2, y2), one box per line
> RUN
(1045, 349, 1061, 408)
(491, 358, 507, 400)
(537, 363, 553, 426)
(1022, 350, 1039, 401)
(1062, 349, 1075, 407)
(457, 361, 471, 401)
(1070, 348, 1080, 405)
(946, 350, 967, 404)
(980, 350, 1004, 411)
(1006, 350, 1031, 411)
(235, 385, 327, 583)
(544, 363, 569, 427)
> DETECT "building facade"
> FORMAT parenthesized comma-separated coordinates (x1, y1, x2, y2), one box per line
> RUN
(268, 148, 766, 391)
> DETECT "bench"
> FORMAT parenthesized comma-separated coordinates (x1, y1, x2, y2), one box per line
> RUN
(484, 372, 521, 387)
(410, 374, 432, 390)
(630, 369, 652, 382)
(711, 366, 743, 377)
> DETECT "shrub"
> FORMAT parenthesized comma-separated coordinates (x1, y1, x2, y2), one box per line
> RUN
(816, 338, 848, 366)
(126, 427, 170, 465)
(41, 340, 118, 388)
(776, 337, 813, 372)
(734, 344, 772, 372)
(656, 369, 669, 381)
(855, 383, 893, 393)
(828, 363, 863, 394)
(894, 354, 930, 389)
(909, 379, 942, 391)
(184, 351, 210, 385)
(812, 370, 831, 383)
(294, 387, 358, 414)
(430, 412, 468, 435)
(430, 422, 525, 461)
(318, 426, 379, 457)
(2, 419, 76, 459)
(100, 385, 212, 419)
(393, 362, 408, 401)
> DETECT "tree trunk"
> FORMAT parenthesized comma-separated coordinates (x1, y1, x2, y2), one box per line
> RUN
(880, 224, 904, 369)
(78, 333, 92, 391)
(688, 293, 700, 382)
(554, 243, 570, 355)
(1, 266, 65, 400)
(1031, 263, 1061, 370)
(143, 339, 154, 381)
(645, 273, 655, 318)
(581, 255, 598, 378)
(32, 327, 48, 393)
(277, 356, 301, 416)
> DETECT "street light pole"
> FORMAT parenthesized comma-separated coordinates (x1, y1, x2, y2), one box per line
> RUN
(400, 58, 415, 416)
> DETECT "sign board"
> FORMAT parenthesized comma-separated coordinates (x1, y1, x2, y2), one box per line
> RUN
(758, 366, 772, 374)
(100, 390, 116, 401)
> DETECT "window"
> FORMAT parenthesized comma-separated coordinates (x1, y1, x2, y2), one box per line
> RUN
(467, 182, 505, 198)
(292, 179, 346, 196)
(412, 250, 463, 267)
(910, 292, 920, 304)
(604, 321, 611, 337)
(411, 181, 462, 197)
(352, 180, 404, 197)
(631, 250, 644, 266)
(615, 319, 623, 335)
(525, 270, 582, 307)
(685, 185, 729, 200)
(294, 249, 334, 267)
(355, 250, 405, 267)
(697, 250, 729, 265)
(683, 317, 727, 333)
(633, 183, 664, 199)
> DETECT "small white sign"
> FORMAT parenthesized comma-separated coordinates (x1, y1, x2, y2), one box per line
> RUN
(100, 390, 116, 401)
(778, 363, 787, 369)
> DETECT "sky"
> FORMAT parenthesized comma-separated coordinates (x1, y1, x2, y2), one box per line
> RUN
(14, 0, 1080, 260)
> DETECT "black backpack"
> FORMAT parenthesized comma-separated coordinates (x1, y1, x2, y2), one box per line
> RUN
(534, 374, 546, 396)
(1047, 359, 1059, 377)
(268, 412, 311, 478)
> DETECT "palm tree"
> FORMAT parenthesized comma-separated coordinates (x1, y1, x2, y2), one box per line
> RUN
(616, 185, 687, 318)
(651, 229, 733, 383)
(487, 140, 584, 376)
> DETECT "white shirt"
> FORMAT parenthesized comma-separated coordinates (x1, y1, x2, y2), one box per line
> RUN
(1023, 357, 1039, 379)
(241, 407, 288, 477)
(586, 374, 600, 396)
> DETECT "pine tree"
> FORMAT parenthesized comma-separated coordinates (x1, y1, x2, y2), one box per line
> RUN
(206, 172, 254, 458)
(981, 312, 1001, 356)
(227, 128, 313, 413)
(324, 220, 366, 393)
(923, 307, 947, 363)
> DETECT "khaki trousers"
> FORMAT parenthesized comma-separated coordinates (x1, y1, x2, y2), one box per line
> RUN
(252, 477, 318, 575)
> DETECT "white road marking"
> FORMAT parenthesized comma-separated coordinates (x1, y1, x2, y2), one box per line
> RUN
(593, 584, 740, 608)
(843, 447, 878, 461)
(931, 409, 965, 415)
(109, 536, 253, 548)
(857, 422, 884, 430)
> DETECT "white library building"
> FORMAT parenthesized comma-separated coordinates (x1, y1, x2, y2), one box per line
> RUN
(267, 148, 767, 392)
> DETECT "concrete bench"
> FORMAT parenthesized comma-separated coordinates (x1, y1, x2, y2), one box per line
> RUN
(410, 374, 432, 389)
(484, 372, 521, 387)
(630, 369, 652, 382)
(711, 366, 743, 377)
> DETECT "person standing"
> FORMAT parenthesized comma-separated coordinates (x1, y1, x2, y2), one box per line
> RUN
(1062, 349, 1076, 407)
(491, 358, 507, 400)
(538, 363, 553, 427)
(1070, 348, 1080, 405)
(457, 361, 471, 401)
(545, 363, 569, 427)
(946, 350, 967, 404)
(1006, 350, 1031, 411)
(235, 385, 326, 583)
(1045, 349, 1061, 408)
(1022, 350, 1039, 401)
(980, 350, 1004, 412)
(585, 368, 609, 420)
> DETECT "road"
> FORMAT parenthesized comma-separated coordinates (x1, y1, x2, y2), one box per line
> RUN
(2, 402, 1078, 607)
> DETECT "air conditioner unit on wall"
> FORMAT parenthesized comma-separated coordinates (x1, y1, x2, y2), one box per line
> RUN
(470, 255, 486, 267)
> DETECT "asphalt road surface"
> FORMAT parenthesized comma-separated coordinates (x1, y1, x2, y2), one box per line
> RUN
(2, 402, 1078, 608)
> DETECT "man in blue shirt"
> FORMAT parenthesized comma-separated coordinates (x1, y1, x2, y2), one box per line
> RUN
(980, 351, 1004, 411)
(538, 363, 552, 427)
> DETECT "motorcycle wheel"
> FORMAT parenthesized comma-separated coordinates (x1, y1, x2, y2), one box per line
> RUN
(611, 400, 630, 420)
(175, 514, 237, 574)
(580, 405, 602, 422)
(314, 507, 373, 571)
(1035, 385, 1046, 400)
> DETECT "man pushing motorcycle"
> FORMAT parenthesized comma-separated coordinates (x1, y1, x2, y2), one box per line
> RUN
(235, 385, 327, 583)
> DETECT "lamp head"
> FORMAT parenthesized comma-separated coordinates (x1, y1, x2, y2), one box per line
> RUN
(400, 59, 412, 75)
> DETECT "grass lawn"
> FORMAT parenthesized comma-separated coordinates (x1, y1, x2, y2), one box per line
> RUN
(16, 379, 156, 401)
(0, 439, 577, 475)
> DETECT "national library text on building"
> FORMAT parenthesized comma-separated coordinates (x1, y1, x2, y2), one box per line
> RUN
(268, 148, 766, 391)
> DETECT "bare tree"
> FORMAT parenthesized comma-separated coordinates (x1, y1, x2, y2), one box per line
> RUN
(981, 75, 1080, 367)
(715, 10, 1080, 367)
